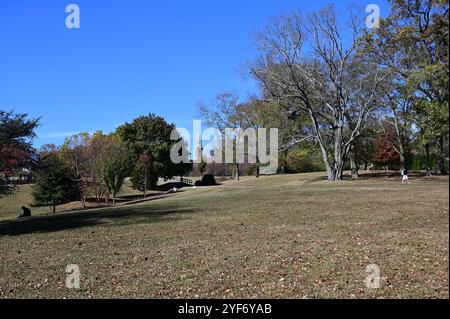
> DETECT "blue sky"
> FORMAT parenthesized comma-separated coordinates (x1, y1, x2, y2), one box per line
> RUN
(0, 0, 389, 148)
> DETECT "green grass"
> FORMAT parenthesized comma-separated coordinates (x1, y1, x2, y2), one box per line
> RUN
(0, 180, 153, 221)
(0, 184, 50, 220)
(0, 172, 448, 298)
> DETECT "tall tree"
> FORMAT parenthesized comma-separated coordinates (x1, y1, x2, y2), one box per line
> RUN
(199, 92, 243, 181)
(251, 6, 388, 181)
(88, 132, 110, 205)
(363, 0, 449, 174)
(59, 133, 92, 207)
(381, 93, 414, 170)
(100, 137, 131, 206)
(116, 113, 191, 182)
(0, 110, 39, 197)
(232, 98, 286, 177)
(32, 155, 81, 213)
(130, 153, 157, 198)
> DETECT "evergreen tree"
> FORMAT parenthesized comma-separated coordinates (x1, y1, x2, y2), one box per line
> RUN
(32, 155, 81, 213)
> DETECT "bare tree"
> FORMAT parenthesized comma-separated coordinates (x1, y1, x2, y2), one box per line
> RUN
(231, 98, 284, 177)
(60, 133, 91, 207)
(199, 92, 242, 181)
(251, 6, 388, 180)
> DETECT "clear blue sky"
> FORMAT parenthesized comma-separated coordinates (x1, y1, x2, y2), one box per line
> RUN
(0, 0, 389, 148)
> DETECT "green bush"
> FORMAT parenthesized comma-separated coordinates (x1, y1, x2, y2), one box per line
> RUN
(194, 174, 217, 186)
(285, 146, 324, 173)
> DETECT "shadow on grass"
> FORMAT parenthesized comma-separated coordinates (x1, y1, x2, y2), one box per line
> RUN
(115, 192, 164, 202)
(302, 174, 329, 184)
(156, 182, 193, 191)
(0, 204, 197, 237)
(344, 171, 443, 180)
(301, 171, 438, 184)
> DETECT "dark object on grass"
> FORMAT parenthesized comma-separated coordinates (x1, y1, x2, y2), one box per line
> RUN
(164, 187, 178, 194)
(194, 174, 217, 186)
(18, 206, 31, 219)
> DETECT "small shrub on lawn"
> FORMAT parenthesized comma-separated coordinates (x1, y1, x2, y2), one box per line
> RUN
(195, 174, 217, 186)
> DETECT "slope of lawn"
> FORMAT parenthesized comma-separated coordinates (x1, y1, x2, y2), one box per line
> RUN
(0, 180, 151, 221)
(0, 172, 448, 298)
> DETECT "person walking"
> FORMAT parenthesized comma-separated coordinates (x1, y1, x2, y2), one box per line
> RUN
(401, 168, 410, 184)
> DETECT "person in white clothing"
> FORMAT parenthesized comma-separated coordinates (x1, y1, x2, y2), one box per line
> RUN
(401, 168, 410, 184)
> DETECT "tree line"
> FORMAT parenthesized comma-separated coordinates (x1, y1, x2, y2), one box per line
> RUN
(1, 0, 448, 210)
(0, 112, 191, 212)
(200, 0, 448, 181)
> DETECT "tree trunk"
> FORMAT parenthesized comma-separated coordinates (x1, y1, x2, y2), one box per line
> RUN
(323, 156, 334, 181)
(349, 144, 359, 179)
(392, 141, 406, 170)
(425, 143, 432, 176)
(255, 131, 260, 178)
(332, 124, 345, 181)
(112, 194, 116, 206)
(235, 163, 240, 181)
(315, 129, 334, 180)
(52, 205, 56, 214)
(350, 159, 358, 179)
(436, 135, 447, 175)
(143, 169, 147, 198)
(306, 107, 335, 181)
(255, 156, 260, 178)
(399, 153, 405, 171)
(333, 161, 345, 181)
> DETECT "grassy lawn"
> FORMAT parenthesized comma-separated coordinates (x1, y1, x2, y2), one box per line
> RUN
(0, 180, 153, 221)
(0, 184, 50, 221)
(0, 172, 448, 298)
